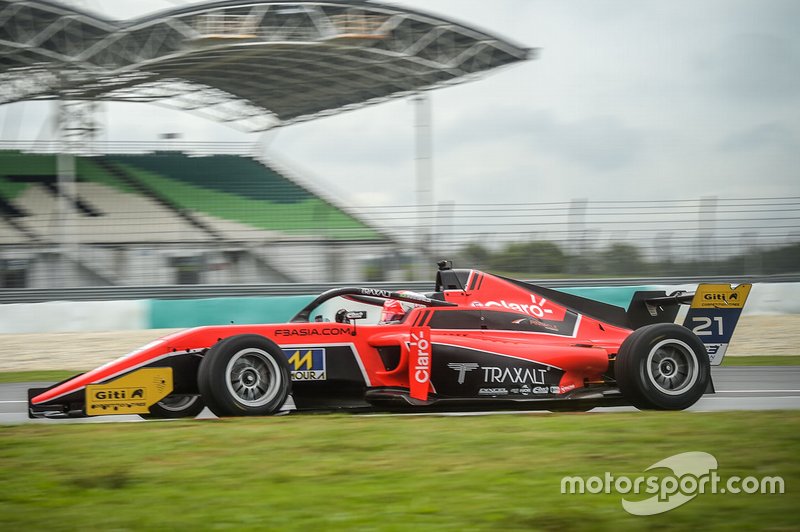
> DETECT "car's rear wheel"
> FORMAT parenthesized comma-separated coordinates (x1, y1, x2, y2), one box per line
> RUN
(198, 334, 291, 417)
(614, 323, 709, 410)
(141, 394, 205, 419)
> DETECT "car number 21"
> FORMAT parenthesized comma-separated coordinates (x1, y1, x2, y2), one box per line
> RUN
(691, 316, 724, 336)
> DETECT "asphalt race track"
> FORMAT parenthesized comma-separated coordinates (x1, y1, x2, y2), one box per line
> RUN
(1, 366, 799, 424)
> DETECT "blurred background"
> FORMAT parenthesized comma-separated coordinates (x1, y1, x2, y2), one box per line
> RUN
(0, 0, 798, 289)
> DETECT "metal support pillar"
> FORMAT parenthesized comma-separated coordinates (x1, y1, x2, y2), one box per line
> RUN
(413, 92, 432, 278)
(55, 98, 100, 286)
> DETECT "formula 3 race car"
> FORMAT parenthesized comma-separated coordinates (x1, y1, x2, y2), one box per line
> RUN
(29, 262, 751, 419)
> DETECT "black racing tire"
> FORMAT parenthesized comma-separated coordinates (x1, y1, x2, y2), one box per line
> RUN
(197, 334, 291, 417)
(615, 323, 710, 410)
(140, 395, 205, 419)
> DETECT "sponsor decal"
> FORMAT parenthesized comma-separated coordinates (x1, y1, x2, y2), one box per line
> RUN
(399, 291, 429, 303)
(560, 383, 576, 394)
(447, 362, 554, 388)
(703, 343, 727, 365)
(85, 367, 172, 415)
(361, 288, 393, 298)
(435, 351, 563, 398)
(483, 366, 549, 385)
(690, 284, 751, 309)
(274, 327, 352, 337)
(447, 362, 480, 384)
(479, 387, 509, 396)
(282, 348, 326, 381)
(510, 384, 553, 395)
(511, 317, 559, 331)
(409, 327, 432, 400)
(93, 388, 145, 400)
(361, 288, 429, 303)
(471, 294, 557, 319)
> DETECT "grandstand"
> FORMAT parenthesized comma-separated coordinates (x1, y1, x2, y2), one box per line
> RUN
(0, 0, 532, 287)
(0, 149, 390, 286)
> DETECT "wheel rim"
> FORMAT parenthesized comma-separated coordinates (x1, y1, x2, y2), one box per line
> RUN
(646, 339, 699, 395)
(157, 395, 200, 412)
(225, 348, 281, 407)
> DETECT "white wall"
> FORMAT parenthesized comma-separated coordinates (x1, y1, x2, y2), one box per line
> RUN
(0, 299, 147, 333)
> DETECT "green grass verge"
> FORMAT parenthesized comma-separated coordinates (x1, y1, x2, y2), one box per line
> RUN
(1, 412, 796, 530)
(0, 370, 82, 384)
(723, 355, 800, 366)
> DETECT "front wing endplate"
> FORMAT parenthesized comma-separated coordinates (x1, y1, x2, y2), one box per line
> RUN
(85, 368, 173, 416)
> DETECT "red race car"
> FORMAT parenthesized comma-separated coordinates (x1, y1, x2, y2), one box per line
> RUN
(28, 262, 751, 419)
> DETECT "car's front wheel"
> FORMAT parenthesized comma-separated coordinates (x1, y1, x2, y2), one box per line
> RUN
(140, 395, 205, 419)
(614, 323, 710, 410)
(198, 334, 291, 417)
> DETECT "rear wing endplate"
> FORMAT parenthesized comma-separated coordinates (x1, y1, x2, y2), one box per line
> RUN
(628, 284, 752, 365)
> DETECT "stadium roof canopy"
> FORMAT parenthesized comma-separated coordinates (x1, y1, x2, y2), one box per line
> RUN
(0, 0, 532, 131)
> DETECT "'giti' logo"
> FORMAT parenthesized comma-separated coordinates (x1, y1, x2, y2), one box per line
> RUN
(93, 388, 145, 401)
(691, 284, 751, 309)
(283, 348, 326, 381)
(704, 292, 738, 302)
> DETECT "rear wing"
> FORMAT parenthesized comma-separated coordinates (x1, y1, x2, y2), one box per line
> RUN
(627, 283, 752, 365)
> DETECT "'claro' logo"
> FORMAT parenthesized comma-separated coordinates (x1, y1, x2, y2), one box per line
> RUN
(470, 293, 566, 320)
(410, 330, 430, 384)
(408, 327, 431, 401)
(408, 327, 432, 401)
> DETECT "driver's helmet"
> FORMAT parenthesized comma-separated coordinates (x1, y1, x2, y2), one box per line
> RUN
(379, 291, 424, 324)
(379, 299, 407, 324)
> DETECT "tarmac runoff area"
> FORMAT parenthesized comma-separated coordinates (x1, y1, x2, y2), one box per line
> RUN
(0, 315, 798, 423)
